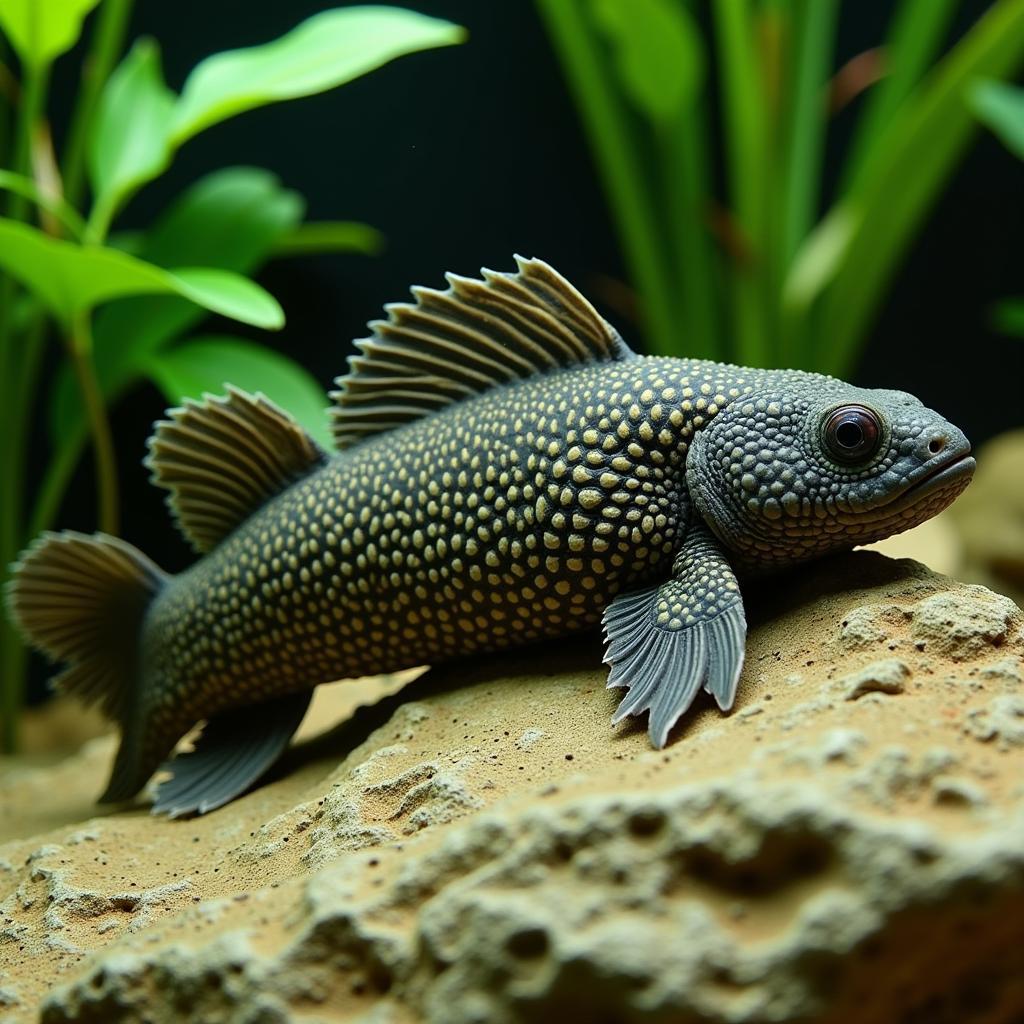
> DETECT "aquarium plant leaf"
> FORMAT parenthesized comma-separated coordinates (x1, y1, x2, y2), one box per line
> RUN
(46, 168, 304, 509)
(88, 39, 176, 236)
(171, 7, 466, 144)
(0, 0, 100, 69)
(144, 336, 331, 447)
(590, 0, 704, 122)
(791, 0, 1024, 376)
(970, 79, 1024, 160)
(273, 221, 385, 257)
(0, 217, 283, 328)
(0, 169, 86, 237)
(841, 0, 958, 195)
(991, 297, 1024, 336)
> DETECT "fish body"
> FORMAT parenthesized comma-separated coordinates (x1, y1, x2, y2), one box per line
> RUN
(7, 259, 975, 815)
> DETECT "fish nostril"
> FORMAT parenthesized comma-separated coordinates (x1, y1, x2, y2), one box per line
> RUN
(928, 437, 946, 456)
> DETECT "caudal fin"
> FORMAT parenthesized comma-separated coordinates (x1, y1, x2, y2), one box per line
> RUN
(5, 531, 167, 800)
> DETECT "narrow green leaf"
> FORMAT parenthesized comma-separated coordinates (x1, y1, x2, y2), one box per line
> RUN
(0, 0, 100, 69)
(800, 0, 1024, 376)
(970, 78, 1024, 160)
(535, 0, 679, 356)
(0, 168, 86, 236)
(712, 0, 770, 364)
(145, 336, 331, 446)
(172, 7, 465, 144)
(591, 0, 704, 122)
(992, 297, 1024, 336)
(87, 38, 176, 235)
(0, 216, 283, 327)
(841, 0, 958, 195)
(273, 220, 385, 257)
(49, 167, 304, 448)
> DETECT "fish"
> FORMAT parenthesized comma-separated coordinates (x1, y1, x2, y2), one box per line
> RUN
(6, 257, 976, 815)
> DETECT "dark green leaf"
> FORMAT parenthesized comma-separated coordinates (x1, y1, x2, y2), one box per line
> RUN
(88, 39, 176, 233)
(970, 78, 1024, 160)
(273, 221, 384, 257)
(172, 7, 466, 143)
(145, 336, 331, 446)
(591, 0, 704, 121)
(992, 297, 1024, 335)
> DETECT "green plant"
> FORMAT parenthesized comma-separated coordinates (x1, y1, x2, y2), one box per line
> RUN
(536, 0, 1024, 373)
(970, 77, 1024, 336)
(0, 2, 465, 751)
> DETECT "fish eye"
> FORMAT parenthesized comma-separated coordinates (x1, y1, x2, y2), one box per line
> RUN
(821, 404, 882, 463)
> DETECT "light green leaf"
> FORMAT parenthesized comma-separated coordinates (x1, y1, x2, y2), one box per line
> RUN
(88, 39, 176, 234)
(970, 78, 1024, 160)
(145, 336, 331, 446)
(0, 0, 100, 69)
(591, 0, 704, 121)
(49, 167, 305, 443)
(992, 297, 1024, 336)
(0, 217, 284, 327)
(273, 220, 385, 257)
(0, 169, 86, 237)
(172, 6, 465, 143)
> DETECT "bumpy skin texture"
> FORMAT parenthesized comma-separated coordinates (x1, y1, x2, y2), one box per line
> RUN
(140, 359, 970, 769)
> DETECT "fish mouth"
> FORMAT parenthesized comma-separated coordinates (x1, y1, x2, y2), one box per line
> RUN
(884, 451, 975, 513)
(842, 449, 976, 526)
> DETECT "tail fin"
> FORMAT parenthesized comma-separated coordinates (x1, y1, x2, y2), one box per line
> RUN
(5, 531, 168, 801)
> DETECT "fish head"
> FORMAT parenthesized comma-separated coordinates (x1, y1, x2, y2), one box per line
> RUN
(686, 380, 975, 570)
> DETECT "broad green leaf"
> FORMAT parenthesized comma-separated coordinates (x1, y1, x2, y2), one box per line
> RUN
(145, 336, 331, 446)
(172, 7, 466, 143)
(274, 221, 384, 257)
(591, 0, 704, 121)
(49, 167, 304, 442)
(970, 79, 1024, 160)
(88, 39, 176, 233)
(0, 169, 86, 236)
(992, 297, 1024, 336)
(0, 0, 100, 69)
(0, 217, 283, 327)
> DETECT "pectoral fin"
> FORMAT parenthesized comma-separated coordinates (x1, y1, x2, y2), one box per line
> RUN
(152, 689, 313, 817)
(602, 523, 746, 747)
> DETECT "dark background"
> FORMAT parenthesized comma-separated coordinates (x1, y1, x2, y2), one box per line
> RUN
(27, 0, 1023, 702)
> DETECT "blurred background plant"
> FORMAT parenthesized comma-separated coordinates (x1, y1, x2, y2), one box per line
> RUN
(536, 0, 1024, 374)
(0, 1, 464, 751)
(970, 76, 1024, 336)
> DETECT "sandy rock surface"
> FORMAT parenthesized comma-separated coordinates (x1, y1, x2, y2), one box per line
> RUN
(1, 552, 1023, 1023)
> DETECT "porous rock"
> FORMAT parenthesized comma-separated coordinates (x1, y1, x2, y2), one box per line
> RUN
(1, 552, 1023, 1023)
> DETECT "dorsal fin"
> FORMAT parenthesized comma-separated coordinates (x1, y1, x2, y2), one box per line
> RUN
(145, 386, 327, 553)
(329, 255, 636, 450)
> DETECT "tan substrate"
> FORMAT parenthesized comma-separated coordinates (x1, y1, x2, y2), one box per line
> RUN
(1, 552, 1023, 1023)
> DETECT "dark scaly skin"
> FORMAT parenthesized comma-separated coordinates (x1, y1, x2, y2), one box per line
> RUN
(138, 355, 972, 767)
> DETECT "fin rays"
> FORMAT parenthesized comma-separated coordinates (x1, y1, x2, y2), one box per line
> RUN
(329, 256, 634, 450)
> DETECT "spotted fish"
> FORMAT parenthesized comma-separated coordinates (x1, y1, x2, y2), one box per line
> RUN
(6, 258, 975, 815)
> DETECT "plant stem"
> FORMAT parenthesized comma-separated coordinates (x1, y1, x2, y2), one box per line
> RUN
(659, 113, 719, 361)
(62, 0, 135, 211)
(535, 0, 680, 355)
(0, 63, 49, 753)
(712, 0, 770, 366)
(68, 314, 120, 534)
(778, 0, 837, 366)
